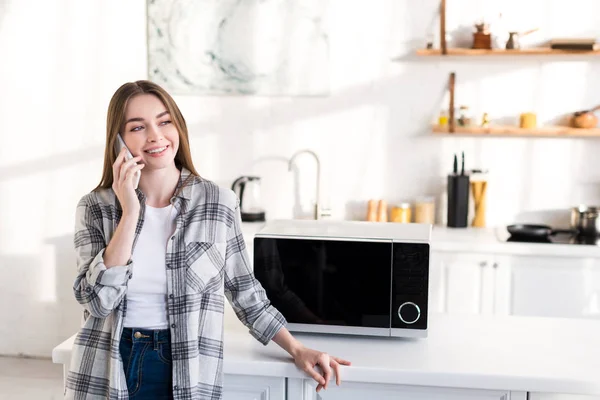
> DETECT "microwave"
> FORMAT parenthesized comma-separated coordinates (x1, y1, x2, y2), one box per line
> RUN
(252, 220, 431, 338)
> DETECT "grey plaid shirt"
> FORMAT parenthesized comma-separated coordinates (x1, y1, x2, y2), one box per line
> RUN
(65, 168, 287, 400)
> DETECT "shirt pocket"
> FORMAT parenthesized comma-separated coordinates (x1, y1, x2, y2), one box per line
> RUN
(185, 241, 226, 294)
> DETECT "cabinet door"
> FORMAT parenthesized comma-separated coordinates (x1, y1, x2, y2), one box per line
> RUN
(289, 379, 513, 400)
(431, 252, 494, 315)
(529, 394, 600, 400)
(497, 255, 600, 319)
(223, 374, 285, 400)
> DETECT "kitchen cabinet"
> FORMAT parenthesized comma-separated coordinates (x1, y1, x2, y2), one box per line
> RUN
(223, 374, 285, 400)
(430, 251, 501, 315)
(529, 394, 600, 400)
(497, 255, 600, 319)
(286, 378, 525, 400)
(430, 251, 600, 320)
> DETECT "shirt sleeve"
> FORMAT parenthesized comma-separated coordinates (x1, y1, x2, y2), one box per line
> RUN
(72, 195, 131, 318)
(223, 195, 287, 345)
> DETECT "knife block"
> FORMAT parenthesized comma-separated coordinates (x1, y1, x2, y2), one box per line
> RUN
(447, 174, 470, 228)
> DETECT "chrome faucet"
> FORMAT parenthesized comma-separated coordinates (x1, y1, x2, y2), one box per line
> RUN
(288, 149, 331, 220)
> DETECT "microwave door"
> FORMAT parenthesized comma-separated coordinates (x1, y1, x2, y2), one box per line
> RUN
(253, 237, 393, 337)
(315, 244, 325, 317)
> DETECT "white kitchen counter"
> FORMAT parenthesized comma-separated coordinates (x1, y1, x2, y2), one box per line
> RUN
(431, 226, 600, 258)
(52, 313, 600, 396)
(242, 222, 600, 258)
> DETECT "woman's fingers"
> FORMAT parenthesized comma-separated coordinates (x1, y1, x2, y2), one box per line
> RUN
(125, 163, 144, 183)
(112, 148, 127, 183)
(304, 364, 325, 387)
(295, 349, 350, 393)
(318, 354, 332, 390)
(332, 356, 351, 366)
(119, 156, 143, 184)
(330, 359, 341, 386)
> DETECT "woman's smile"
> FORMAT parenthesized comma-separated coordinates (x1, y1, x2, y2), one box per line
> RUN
(143, 144, 170, 157)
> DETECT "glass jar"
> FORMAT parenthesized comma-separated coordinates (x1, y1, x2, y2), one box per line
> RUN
(391, 203, 412, 223)
(458, 105, 472, 127)
(438, 110, 449, 126)
(414, 196, 436, 224)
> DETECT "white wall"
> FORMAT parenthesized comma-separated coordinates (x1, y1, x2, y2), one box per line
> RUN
(1, 0, 599, 357)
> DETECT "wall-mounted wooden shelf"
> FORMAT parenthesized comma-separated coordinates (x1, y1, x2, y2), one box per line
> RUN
(417, 48, 600, 56)
(433, 125, 600, 138)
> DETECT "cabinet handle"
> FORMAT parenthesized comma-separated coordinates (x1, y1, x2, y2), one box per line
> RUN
(479, 261, 488, 267)
(492, 262, 498, 269)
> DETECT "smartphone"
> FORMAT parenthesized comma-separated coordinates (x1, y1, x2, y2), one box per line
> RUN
(115, 133, 141, 189)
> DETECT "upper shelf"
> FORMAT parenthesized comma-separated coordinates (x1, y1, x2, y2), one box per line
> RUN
(432, 125, 600, 138)
(416, 48, 600, 56)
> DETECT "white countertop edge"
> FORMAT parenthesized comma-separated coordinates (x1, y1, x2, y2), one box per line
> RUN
(430, 227, 600, 258)
(52, 332, 600, 396)
(52, 334, 74, 365)
(431, 241, 600, 258)
(223, 359, 600, 396)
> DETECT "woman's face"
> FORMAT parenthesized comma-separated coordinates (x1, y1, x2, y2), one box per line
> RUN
(121, 93, 179, 171)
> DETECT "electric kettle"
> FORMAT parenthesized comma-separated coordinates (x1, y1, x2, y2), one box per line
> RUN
(231, 176, 266, 222)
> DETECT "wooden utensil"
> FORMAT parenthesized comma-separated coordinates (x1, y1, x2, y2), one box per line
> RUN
(576, 104, 600, 114)
(449, 72, 456, 133)
(440, 0, 447, 55)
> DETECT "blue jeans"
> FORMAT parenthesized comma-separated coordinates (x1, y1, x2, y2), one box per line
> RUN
(119, 327, 173, 399)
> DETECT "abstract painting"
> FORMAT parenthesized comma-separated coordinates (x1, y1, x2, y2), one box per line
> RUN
(147, 0, 329, 96)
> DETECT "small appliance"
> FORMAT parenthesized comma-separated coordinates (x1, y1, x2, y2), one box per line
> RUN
(253, 220, 431, 338)
(231, 176, 266, 222)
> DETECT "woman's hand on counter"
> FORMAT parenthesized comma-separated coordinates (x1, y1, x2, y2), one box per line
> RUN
(272, 327, 351, 392)
(293, 346, 351, 392)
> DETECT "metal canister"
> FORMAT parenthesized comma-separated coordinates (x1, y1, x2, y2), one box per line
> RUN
(570, 205, 600, 237)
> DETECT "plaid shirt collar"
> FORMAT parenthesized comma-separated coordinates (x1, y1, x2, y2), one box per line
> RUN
(114, 166, 195, 212)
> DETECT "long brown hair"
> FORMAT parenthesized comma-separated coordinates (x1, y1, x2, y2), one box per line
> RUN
(94, 80, 200, 191)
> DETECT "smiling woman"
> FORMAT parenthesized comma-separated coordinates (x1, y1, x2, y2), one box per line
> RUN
(65, 80, 350, 400)
(95, 80, 199, 197)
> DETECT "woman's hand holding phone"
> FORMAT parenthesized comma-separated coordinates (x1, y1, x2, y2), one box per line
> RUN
(104, 148, 145, 268)
(112, 148, 145, 217)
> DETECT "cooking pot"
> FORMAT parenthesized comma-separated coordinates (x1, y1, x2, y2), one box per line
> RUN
(570, 205, 600, 236)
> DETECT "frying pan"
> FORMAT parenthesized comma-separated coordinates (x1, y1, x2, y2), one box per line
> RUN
(507, 224, 578, 239)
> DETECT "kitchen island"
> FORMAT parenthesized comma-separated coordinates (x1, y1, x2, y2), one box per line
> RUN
(53, 312, 600, 400)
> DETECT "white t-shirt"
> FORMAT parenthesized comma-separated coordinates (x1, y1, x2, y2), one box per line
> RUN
(123, 204, 176, 329)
